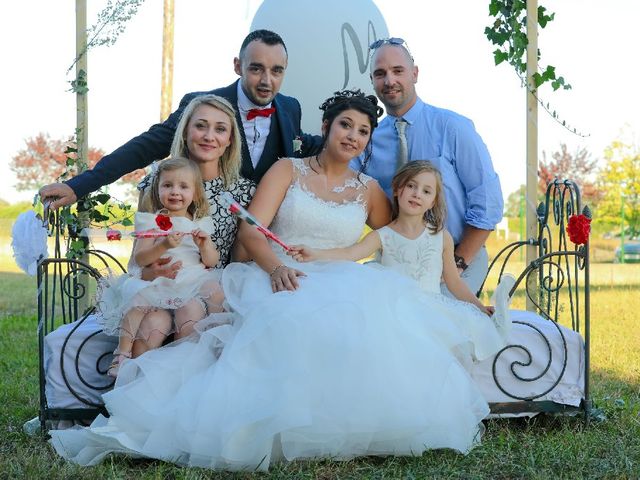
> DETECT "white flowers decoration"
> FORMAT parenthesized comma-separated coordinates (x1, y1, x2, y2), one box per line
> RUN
(11, 210, 49, 276)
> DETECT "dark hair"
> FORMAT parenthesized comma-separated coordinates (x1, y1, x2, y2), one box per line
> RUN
(319, 89, 383, 172)
(239, 29, 287, 58)
(391, 160, 447, 233)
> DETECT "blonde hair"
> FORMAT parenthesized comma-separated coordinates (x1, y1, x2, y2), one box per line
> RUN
(170, 94, 242, 187)
(391, 160, 446, 233)
(143, 157, 209, 219)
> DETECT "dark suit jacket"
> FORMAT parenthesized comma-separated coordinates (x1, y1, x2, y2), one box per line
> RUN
(66, 81, 322, 198)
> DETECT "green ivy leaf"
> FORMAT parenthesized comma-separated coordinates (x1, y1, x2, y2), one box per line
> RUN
(489, 0, 500, 16)
(68, 239, 86, 258)
(513, 0, 526, 12)
(92, 213, 111, 223)
(512, 31, 528, 50)
(93, 193, 111, 204)
(532, 72, 544, 88)
(538, 6, 551, 27)
(493, 49, 509, 65)
(542, 64, 556, 81)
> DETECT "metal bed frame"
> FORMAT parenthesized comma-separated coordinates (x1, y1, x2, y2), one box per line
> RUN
(37, 179, 591, 430)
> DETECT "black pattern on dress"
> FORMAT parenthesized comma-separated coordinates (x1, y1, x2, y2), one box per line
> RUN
(203, 177, 255, 267)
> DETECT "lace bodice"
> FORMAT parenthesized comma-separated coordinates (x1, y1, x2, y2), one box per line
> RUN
(377, 226, 443, 294)
(269, 158, 373, 251)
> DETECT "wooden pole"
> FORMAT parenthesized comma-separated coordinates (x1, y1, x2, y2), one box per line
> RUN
(76, 0, 88, 167)
(526, 0, 538, 311)
(76, 0, 89, 313)
(160, 0, 175, 121)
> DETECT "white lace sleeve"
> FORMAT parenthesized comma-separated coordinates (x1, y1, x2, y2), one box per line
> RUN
(290, 157, 310, 181)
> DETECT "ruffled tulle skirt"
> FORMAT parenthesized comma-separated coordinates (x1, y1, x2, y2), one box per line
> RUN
(96, 266, 223, 338)
(50, 260, 497, 471)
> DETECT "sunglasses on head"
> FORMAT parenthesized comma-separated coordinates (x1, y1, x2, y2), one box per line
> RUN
(369, 37, 407, 50)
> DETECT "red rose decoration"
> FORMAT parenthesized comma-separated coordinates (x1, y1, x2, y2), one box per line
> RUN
(229, 203, 241, 215)
(106, 229, 122, 241)
(155, 214, 173, 231)
(566, 214, 591, 245)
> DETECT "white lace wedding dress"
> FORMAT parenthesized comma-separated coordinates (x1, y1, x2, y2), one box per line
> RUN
(49, 158, 492, 471)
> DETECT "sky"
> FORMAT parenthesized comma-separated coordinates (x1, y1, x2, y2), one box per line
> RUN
(2, 0, 639, 204)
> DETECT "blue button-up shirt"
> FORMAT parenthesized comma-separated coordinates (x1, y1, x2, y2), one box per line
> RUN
(351, 98, 503, 244)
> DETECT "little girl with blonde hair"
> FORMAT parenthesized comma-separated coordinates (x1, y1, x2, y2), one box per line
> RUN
(98, 156, 225, 376)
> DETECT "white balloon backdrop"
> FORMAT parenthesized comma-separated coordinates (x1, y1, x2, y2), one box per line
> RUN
(251, 0, 389, 134)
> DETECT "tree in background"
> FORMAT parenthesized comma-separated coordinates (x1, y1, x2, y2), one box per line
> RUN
(10, 132, 144, 193)
(538, 143, 601, 203)
(596, 133, 640, 237)
(504, 184, 526, 218)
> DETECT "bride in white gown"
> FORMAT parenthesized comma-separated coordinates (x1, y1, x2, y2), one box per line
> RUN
(50, 90, 500, 471)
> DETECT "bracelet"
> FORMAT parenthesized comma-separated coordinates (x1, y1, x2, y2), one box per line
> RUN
(269, 264, 286, 277)
(454, 254, 469, 271)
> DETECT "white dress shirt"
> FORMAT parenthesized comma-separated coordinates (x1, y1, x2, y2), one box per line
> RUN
(236, 82, 273, 168)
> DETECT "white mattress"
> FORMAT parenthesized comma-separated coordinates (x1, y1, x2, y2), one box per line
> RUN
(44, 313, 116, 409)
(44, 309, 586, 417)
(470, 309, 585, 413)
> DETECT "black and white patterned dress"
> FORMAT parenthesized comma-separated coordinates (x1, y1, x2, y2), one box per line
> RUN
(202, 177, 255, 267)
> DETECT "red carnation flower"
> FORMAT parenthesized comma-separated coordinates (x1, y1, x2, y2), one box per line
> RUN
(106, 229, 122, 241)
(566, 214, 591, 245)
(155, 214, 173, 231)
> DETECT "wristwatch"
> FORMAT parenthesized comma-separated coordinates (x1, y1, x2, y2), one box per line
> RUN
(454, 254, 469, 271)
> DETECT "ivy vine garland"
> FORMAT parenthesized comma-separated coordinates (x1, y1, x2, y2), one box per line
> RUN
(485, 0, 586, 136)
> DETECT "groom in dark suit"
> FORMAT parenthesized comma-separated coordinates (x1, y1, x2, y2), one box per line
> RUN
(40, 29, 321, 209)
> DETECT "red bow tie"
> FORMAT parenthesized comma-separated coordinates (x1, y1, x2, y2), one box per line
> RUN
(246, 107, 275, 120)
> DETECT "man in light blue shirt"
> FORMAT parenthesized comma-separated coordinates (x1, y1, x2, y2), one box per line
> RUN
(351, 38, 503, 294)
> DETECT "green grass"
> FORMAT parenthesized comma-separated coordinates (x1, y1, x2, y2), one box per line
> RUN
(1, 225, 639, 478)
(0, 270, 639, 478)
(0, 272, 36, 319)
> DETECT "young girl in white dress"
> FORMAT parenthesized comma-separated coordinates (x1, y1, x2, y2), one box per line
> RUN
(289, 160, 512, 362)
(98, 156, 224, 376)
